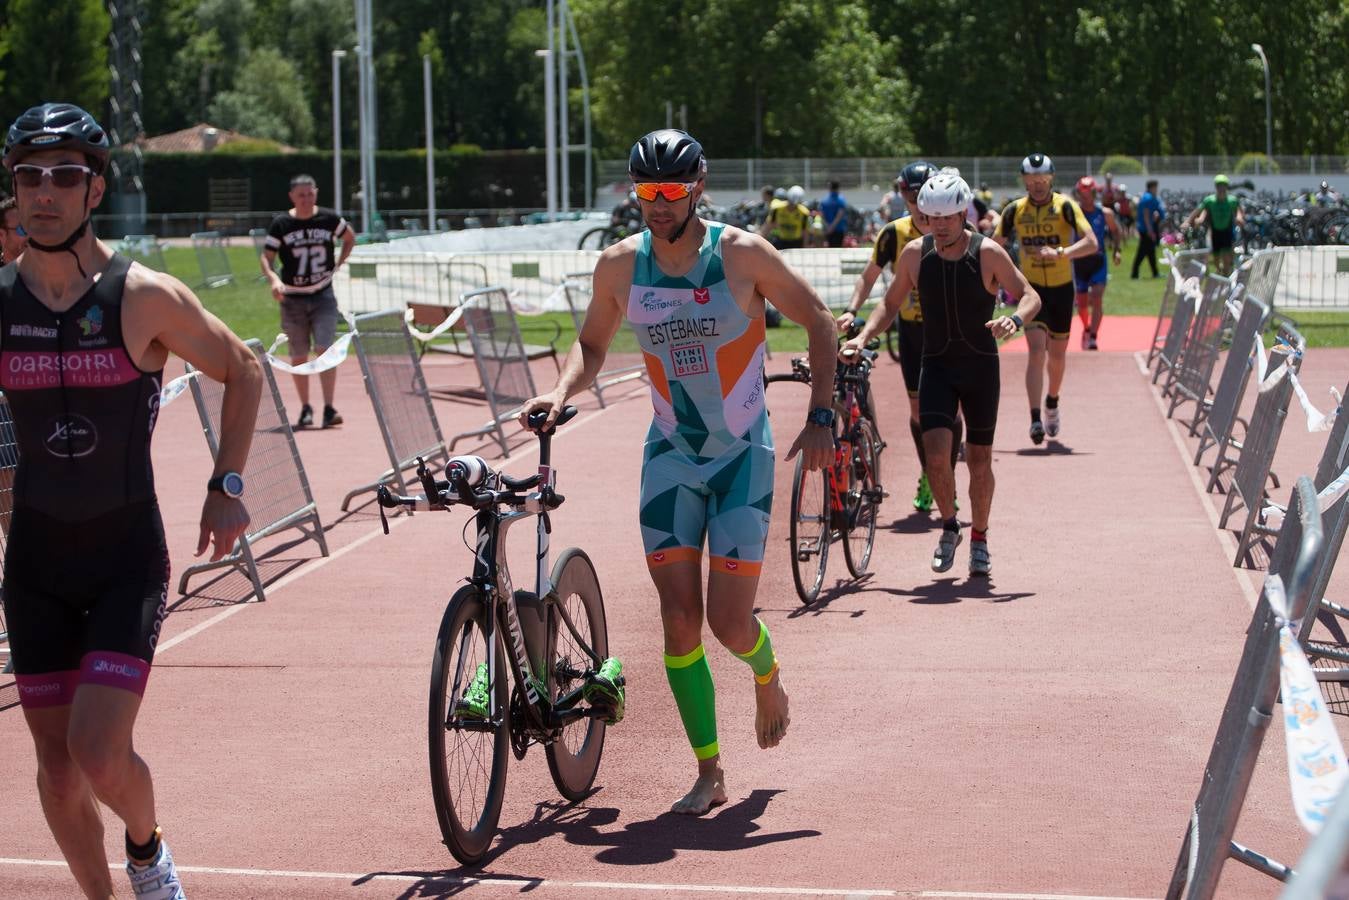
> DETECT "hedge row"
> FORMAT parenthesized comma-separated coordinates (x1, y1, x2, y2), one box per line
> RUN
(133, 147, 592, 214)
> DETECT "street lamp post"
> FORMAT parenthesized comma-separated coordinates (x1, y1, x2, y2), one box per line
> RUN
(332, 49, 346, 217)
(1251, 43, 1272, 161)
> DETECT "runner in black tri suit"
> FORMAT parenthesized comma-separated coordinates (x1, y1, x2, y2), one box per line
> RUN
(0, 103, 263, 900)
(261, 174, 354, 429)
(843, 173, 1039, 578)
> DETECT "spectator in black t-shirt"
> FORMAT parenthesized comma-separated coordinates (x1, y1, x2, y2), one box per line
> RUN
(261, 174, 355, 429)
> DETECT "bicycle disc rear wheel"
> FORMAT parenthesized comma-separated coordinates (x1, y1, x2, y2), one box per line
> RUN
(789, 453, 830, 603)
(844, 419, 882, 577)
(429, 585, 509, 866)
(545, 547, 609, 800)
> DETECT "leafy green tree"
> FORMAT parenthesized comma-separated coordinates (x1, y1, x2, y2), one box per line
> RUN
(0, 0, 110, 120)
(208, 47, 315, 145)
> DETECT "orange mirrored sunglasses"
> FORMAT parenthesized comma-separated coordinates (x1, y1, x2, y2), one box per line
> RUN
(632, 181, 697, 202)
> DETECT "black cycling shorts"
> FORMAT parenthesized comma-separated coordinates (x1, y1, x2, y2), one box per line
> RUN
(3, 502, 171, 708)
(919, 352, 1000, 445)
(1027, 282, 1076, 339)
(893, 318, 923, 397)
(1210, 227, 1234, 253)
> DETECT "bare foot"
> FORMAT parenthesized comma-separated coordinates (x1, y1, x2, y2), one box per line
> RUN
(671, 768, 728, 815)
(754, 669, 790, 749)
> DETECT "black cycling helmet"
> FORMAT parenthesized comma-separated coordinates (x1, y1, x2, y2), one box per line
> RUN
(1020, 152, 1055, 175)
(898, 161, 938, 191)
(4, 102, 110, 174)
(628, 129, 706, 183)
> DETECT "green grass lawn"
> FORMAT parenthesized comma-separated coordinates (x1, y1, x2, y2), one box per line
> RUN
(154, 237, 1349, 353)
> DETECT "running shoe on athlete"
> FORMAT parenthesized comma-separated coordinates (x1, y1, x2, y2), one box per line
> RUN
(913, 473, 933, 512)
(582, 657, 626, 724)
(969, 539, 991, 576)
(1029, 420, 1046, 445)
(295, 403, 314, 430)
(1086, 333, 1098, 350)
(932, 526, 962, 573)
(322, 405, 343, 428)
(1044, 406, 1061, 438)
(455, 662, 491, 720)
(126, 841, 186, 900)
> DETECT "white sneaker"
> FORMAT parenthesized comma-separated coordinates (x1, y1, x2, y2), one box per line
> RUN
(1044, 406, 1061, 438)
(126, 841, 186, 899)
(969, 540, 991, 576)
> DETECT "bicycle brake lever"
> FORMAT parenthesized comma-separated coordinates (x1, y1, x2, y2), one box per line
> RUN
(376, 489, 391, 535)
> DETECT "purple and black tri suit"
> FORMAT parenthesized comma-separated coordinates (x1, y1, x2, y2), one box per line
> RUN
(0, 254, 170, 708)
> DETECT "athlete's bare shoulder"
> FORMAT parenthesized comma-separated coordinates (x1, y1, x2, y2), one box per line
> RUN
(716, 222, 777, 268)
(592, 231, 642, 311)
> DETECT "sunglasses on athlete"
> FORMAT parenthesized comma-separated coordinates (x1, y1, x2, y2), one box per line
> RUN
(11, 163, 95, 190)
(632, 181, 697, 202)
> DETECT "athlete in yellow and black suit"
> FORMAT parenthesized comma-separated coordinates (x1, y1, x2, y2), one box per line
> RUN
(995, 153, 1097, 446)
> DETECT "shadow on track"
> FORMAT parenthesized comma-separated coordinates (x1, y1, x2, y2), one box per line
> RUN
(874, 577, 1036, 605)
(360, 788, 821, 894)
(1000, 439, 1090, 457)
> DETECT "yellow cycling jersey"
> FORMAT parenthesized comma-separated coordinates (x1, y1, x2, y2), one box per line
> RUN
(998, 192, 1092, 287)
(768, 199, 810, 241)
(871, 215, 924, 322)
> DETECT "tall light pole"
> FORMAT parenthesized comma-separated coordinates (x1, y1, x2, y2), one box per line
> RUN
(543, 0, 557, 222)
(423, 53, 435, 230)
(331, 49, 346, 217)
(1251, 43, 1273, 160)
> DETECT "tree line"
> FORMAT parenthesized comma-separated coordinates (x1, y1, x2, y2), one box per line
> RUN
(0, 0, 1344, 161)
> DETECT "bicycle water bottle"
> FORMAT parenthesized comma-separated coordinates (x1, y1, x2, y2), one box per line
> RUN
(446, 455, 490, 488)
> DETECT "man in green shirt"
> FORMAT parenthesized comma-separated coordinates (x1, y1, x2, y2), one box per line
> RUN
(1185, 173, 1244, 275)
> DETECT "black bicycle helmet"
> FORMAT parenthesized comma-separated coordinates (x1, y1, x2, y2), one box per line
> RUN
(4, 102, 110, 174)
(1020, 152, 1054, 175)
(898, 161, 938, 191)
(628, 129, 706, 182)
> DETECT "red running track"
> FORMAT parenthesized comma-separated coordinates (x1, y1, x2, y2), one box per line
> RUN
(1, 336, 1346, 899)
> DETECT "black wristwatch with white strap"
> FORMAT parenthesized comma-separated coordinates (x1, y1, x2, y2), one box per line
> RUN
(207, 471, 245, 499)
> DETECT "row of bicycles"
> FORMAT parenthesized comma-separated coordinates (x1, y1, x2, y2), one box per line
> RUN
(1157, 188, 1349, 249)
(372, 322, 888, 865)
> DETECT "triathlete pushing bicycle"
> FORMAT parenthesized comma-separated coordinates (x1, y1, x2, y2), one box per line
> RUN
(521, 129, 838, 815)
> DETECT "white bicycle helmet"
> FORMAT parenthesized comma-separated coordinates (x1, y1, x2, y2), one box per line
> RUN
(787, 184, 805, 204)
(773, 187, 787, 200)
(1020, 152, 1054, 175)
(916, 172, 973, 217)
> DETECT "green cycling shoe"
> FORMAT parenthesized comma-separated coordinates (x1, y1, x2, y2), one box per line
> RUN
(454, 662, 491, 720)
(912, 473, 933, 512)
(582, 657, 626, 724)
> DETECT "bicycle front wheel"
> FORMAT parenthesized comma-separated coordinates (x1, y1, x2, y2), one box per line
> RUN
(844, 419, 882, 577)
(545, 547, 609, 801)
(429, 585, 509, 866)
(885, 320, 901, 363)
(789, 453, 830, 603)
(577, 226, 616, 251)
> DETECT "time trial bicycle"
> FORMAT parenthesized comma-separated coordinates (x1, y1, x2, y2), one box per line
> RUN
(376, 406, 625, 865)
(765, 333, 884, 603)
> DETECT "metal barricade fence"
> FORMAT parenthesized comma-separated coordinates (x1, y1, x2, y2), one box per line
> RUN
(1167, 477, 1325, 898)
(116, 234, 168, 272)
(0, 394, 14, 674)
(179, 341, 329, 601)
(1238, 247, 1288, 310)
(1194, 295, 1270, 472)
(448, 287, 540, 458)
(779, 247, 885, 311)
(562, 271, 648, 408)
(250, 228, 273, 282)
(190, 230, 235, 289)
(1149, 251, 1208, 367)
(1271, 247, 1349, 313)
(1218, 325, 1306, 566)
(340, 310, 449, 510)
(1294, 386, 1349, 681)
(1152, 282, 1197, 386)
(1282, 784, 1349, 898)
(1166, 273, 1232, 425)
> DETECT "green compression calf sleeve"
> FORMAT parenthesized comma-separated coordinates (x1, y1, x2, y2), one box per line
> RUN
(732, 617, 779, 685)
(665, 644, 718, 760)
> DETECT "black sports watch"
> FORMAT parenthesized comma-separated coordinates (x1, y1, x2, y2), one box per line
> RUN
(806, 407, 835, 428)
(207, 471, 245, 499)
(1009, 314, 1024, 330)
